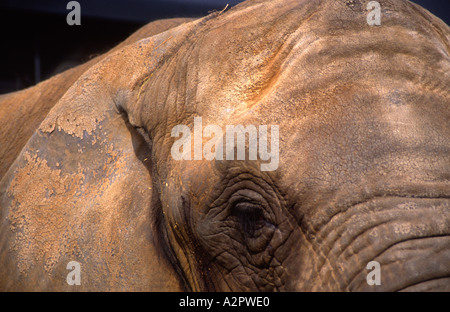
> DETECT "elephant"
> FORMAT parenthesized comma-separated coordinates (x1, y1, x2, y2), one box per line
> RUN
(0, 0, 449, 292)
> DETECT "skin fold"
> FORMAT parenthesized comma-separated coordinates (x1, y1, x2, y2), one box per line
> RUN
(0, 0, 449, 291)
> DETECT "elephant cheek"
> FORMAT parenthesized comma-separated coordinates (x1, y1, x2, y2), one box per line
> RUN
(344, 198, 449, 292)
(291, 197, 450, 291)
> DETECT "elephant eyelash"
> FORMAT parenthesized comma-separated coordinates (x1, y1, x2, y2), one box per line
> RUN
(136, 127, 153, 147)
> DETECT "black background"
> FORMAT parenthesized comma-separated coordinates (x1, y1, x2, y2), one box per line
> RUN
(0, 292, 444, 309)
(0, 0, 449, 94)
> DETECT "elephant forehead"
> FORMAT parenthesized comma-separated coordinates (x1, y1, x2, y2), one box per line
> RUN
(187, 0, 449, 122)
(181, 0, 449, 172)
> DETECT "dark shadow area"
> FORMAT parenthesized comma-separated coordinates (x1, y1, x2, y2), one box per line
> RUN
(0, 0, 242, 94)
(119, 109, 192, 291)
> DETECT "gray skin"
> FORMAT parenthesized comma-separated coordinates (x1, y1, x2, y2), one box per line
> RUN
(0, 0, 449, 291)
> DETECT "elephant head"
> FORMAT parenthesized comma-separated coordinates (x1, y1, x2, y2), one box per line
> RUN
(1, 0, 449, 291)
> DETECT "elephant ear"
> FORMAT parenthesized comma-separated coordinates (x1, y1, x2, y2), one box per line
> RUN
(0, 16, 207, 291)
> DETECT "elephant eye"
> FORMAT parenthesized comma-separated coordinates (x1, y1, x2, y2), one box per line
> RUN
(230, 200, 275, 253)
(231, 202, 266, 237)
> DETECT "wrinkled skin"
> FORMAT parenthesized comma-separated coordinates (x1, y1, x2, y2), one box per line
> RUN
(0, 0, 449, 292)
